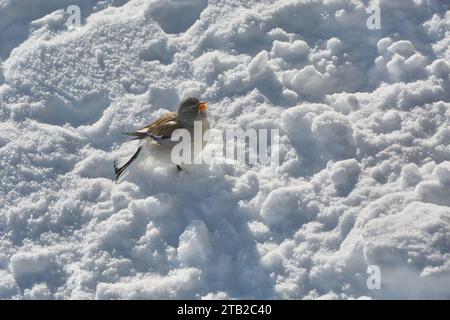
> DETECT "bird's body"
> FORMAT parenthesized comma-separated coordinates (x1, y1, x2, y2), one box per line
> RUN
(140, 111, 209, 166)
(114, 97, 209, 182)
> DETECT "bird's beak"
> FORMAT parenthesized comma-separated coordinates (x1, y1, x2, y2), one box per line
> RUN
(199, 101, 208, 112)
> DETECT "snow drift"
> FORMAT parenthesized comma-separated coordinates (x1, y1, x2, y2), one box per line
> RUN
(0, 0, 450, 299)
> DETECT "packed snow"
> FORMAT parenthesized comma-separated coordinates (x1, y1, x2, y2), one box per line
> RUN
(1, 0, 450, 299)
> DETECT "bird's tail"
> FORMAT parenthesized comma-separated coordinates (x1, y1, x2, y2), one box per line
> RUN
(113, 146, 142, 183)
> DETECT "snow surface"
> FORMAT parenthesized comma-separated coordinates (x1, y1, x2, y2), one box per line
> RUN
(1, 0, 450, 299)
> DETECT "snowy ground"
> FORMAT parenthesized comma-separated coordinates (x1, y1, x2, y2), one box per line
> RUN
(1, 0, 450, 299)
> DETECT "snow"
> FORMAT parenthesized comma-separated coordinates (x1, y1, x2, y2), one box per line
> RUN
(0, 0, 450, 299)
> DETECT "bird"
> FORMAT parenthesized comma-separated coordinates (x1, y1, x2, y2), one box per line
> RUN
(113, 97, 209, 182)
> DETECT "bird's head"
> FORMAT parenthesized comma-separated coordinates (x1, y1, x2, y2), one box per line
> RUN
(177, 97, 208, 127)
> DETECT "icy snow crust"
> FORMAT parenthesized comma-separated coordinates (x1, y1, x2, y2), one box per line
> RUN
(0, 0, 450, 299)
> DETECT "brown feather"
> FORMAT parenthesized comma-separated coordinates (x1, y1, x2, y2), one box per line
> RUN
(126, 112, 182, 139)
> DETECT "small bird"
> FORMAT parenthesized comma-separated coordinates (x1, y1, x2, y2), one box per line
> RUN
(113, 97, 209, 182)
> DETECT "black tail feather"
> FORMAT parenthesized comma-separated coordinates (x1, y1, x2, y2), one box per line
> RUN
(114, 146, 142, 182)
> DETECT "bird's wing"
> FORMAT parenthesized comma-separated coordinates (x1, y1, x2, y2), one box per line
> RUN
(145, 112, 181, 138)
(123, 112, 181, 143)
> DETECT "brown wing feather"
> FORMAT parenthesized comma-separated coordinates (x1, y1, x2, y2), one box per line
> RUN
(135, 112, 181, 137)
(146, 112, 181, 137)
(138, 112, 175, 130)
(123, 112, 182, 140)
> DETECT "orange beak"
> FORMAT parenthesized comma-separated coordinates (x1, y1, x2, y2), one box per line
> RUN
(199, 101, 208, 112)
